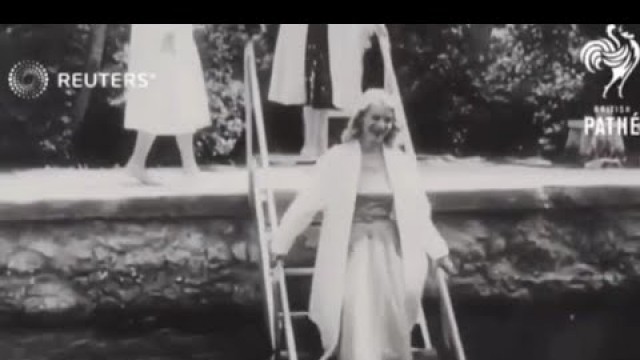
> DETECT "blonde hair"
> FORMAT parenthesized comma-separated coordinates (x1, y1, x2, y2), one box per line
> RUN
(340, 88, 401, 147)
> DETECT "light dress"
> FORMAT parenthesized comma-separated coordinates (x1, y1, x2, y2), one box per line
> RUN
(338, 162, 413, 360)
(124, 24, 210, 135)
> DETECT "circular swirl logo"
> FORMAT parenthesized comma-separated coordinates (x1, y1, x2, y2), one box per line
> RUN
(7, 60, 49, 99)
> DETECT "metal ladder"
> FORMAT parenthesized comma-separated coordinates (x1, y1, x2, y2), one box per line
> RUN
(244, 30, 467, 360)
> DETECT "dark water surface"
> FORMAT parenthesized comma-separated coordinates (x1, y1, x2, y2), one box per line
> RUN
(0, 327, 264, 360)
(0, 308, 272, 360)
(2, 295, 640, 360)
(449, 293, 640, 360)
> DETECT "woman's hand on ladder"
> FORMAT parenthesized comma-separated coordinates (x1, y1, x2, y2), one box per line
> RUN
(435, 255, 458, 276)
(271, 252, 287, 268)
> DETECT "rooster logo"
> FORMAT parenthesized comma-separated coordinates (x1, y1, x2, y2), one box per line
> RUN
(580, 24, 640, 99)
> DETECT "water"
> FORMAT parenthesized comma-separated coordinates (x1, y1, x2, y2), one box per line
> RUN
(2, 295, 640, 360)
(449, 294, 640, 360)
(0, 328, 264, 360)
(0, 308, 272, 360)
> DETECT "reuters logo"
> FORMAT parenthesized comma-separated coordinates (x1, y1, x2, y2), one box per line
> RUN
(7, 60, 49, 99)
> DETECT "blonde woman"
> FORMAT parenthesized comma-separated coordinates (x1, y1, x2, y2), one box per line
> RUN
(272, 89, 456, 360)
(124, 24, 210, 184)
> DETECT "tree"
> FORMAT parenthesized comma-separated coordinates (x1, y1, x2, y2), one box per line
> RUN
(72, 24, 107, 131)
(388, 24, 588, 157)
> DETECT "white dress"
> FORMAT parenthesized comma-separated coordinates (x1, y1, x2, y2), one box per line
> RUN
(271, 143, 450, 360)
(339, 164, 412, 360)
(124, 24, 210, 135)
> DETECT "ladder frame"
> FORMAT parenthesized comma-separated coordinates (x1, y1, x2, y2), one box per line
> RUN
(244, 28, 467, 360)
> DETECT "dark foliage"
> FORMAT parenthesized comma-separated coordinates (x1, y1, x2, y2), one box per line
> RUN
(0, 24, 633, 167)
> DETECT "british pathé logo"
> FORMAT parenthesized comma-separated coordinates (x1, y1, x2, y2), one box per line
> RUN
(580, 24, 640, 99)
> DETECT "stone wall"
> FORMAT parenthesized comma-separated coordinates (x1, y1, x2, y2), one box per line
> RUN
(2, 186, 640, 323)
(281, 208, 640, 302)
(0, 219, 262, 323)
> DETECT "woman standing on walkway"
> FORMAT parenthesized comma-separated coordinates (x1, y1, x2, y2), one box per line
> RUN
(124, 24, 210, 184)
(271, 89, 456, 360)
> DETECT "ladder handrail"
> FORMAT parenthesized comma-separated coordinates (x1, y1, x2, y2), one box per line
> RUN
(244, 43, 253, 173)
(380, 29, 467, 360)
(438, 269, 467, 360)
(275, 261, 298, 360)
(246, 43, 280, 237)
(244, 39, 278, 350)
(380, 28, 438, 353)
(246, 38, 299, 360)
(379, 29, 416, 159)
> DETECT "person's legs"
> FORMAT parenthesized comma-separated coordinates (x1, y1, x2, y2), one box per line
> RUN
(125, 130, 157, 184)
(301, 107, 329, 157)
(301, 106, 315, 156)
(316, 109, 330, 154)
(176, 132, 199, 175)
(339, 237, 381, 360)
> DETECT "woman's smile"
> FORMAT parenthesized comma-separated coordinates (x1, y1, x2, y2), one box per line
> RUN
(369, 124, 389, 138)
(362, 103, 395, 142)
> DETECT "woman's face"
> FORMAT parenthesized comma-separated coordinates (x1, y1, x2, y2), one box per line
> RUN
(361, 103, 395, 144)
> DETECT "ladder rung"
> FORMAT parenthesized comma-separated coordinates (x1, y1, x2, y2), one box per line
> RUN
(280, 348, 437, 358)
(278, 311, 308, 319)
(277, 349, 314, 358)
(278, 343, 437, 358)
(265, 156, 317, 167)
(412, 348, 439, 359)
(278, 349, 289, 357)
(282, 267, 313, 276)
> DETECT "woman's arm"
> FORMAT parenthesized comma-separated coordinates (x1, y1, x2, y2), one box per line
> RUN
(417, 168, 457, 274)
(399, 152, 453, 266)
(417, 179, 456, 275)
(421, 196, 450, 261)
(271, 150, 333, 257)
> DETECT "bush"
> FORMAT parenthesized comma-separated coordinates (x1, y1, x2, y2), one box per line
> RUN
(0, 24, 265, 167)
(0, 24, 617, 166)
(473, 24, 587, 157)
(0, 24, 89, 166)
(389, 24, 588, 157)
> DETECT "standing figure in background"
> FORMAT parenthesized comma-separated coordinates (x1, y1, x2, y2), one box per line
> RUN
(124, 24, 210, 184)
(269, 24, 390, 159)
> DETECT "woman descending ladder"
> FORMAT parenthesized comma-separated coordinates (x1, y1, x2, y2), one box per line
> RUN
(244, 30, 467, 360)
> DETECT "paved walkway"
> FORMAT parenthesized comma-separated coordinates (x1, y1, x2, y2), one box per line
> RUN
(0, 158, 639, 205)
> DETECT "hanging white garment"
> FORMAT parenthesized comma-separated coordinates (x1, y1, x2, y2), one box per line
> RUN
(268, 24, 380, 115)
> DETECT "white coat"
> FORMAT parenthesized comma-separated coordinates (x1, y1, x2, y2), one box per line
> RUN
(268, 24, 384, 114)
(272, 141, 450, 360)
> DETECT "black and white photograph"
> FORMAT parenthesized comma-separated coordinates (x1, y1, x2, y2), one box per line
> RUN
(0, 23, 639, 360)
